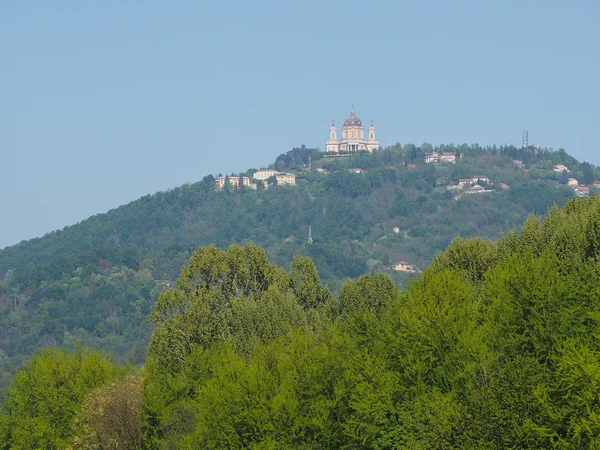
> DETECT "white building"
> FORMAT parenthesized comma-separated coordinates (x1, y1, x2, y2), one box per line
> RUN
(253, 169, 278, 180)
(215, 176, 254, 190)
(425, 152, 439, 163)
(439, 152, 456, 163)
(554, 164, 569, 173)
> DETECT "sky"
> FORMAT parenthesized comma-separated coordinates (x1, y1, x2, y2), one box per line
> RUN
(1, 0, 599, 249)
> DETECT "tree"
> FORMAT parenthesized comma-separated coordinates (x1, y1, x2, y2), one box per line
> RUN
(559, 170, 569, 184)
(72, 375, 143, 450)
(2, 348, 126, 449)
(580, 162, 595, 185)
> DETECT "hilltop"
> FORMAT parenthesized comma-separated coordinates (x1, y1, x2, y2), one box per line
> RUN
(0, 142, 595, 390)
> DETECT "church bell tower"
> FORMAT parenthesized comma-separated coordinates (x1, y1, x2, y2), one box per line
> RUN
(326, 119, 338, 152)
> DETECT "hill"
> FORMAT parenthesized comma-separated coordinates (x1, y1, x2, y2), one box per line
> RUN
(0, 142, 595, 390)
(4, 194, 600, 448)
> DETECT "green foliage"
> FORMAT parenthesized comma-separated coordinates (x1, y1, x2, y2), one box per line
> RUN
(6, 195, 600, 447)
(1, 347, 126, 449)
(136, 194, 600, 448)
(0, 143, 585, 382)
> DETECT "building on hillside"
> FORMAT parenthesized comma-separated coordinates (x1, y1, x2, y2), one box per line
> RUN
(347, 168, 364, 174)
(253, 168, 278, 180)
(275, 172, 296, 185)
(439, 152, 456, 163)
(594, 181, 600, 190)
(554, 164, 569, 173)
(574, 185, 590, 197)
(458, 178, 474, 187)
(500, 183, 510, 190)
(326, 107, 379, 153)
(393, 261, 418, 273)
(465, 185, 490, 194)
(393, 226, 400, 233)
(568, 178, 579, 187)
(316, 167, 330, 174)
(425, 152, 439, 163)
(472, 176, 489, 184)
(215, 176, 254, 190)
(513, 160, 524, 169)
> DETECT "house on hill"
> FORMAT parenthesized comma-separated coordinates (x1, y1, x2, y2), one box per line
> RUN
(393, 261, 418, 273)
(425, 152, 439, 163)
(253, 168, 278, 180)
(574, 186, 590, 197)
(472, 175, 489, 184)
(215, 176, 254, 190)
(554, 164, 569, 173)
(275, 173, 296, 185)
(439, 152, 456, 163)
(347, 168, 364, 174)
(465, 185, 492, 194)
(568, 178, 579, 187)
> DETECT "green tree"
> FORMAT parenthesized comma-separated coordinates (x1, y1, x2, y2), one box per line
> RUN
(2, 347, 126, 449)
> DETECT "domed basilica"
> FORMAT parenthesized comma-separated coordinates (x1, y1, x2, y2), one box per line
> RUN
(325, 107, 379, 153)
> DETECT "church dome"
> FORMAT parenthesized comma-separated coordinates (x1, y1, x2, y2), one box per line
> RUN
(343, 107, 362, 127)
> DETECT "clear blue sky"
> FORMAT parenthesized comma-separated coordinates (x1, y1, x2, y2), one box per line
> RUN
(1, 0, 599, 249)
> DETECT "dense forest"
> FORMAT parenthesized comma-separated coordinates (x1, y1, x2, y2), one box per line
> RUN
(0, 143, 594, 393)
(3, 194, 600, 448)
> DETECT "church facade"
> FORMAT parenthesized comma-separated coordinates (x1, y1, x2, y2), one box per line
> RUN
(326, 107, 379, 153)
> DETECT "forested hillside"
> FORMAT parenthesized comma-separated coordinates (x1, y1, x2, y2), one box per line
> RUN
(0, 143, 593, 391)
(3, 194, 600, 448)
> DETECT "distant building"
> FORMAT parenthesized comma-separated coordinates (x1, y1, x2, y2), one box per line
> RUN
(393, 261, 418, 273)
(326, 107, 379, 153)
(275, 172, 296, 186)
(458, 178, 474, 187)
(574, 185, 590, 197)
(425, 152, 439, 163)
(154, 280, 172, 288)
(513, 160, 524, 169)
(439, 152, 456, 164)
(253, 169, 278, 180)
(593, 181, 600, 190)
(316, 167, 330, 174)
(500, 183, 510, 190)
(568, 178, 579, 187)
(554, 164, 569, 173)
(215, 176, 254, 190)
(472, 176, 489, 184)
(393, 226, 400, 234)
(347, 168, 364, 174)
(465, 185, 491, 194)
